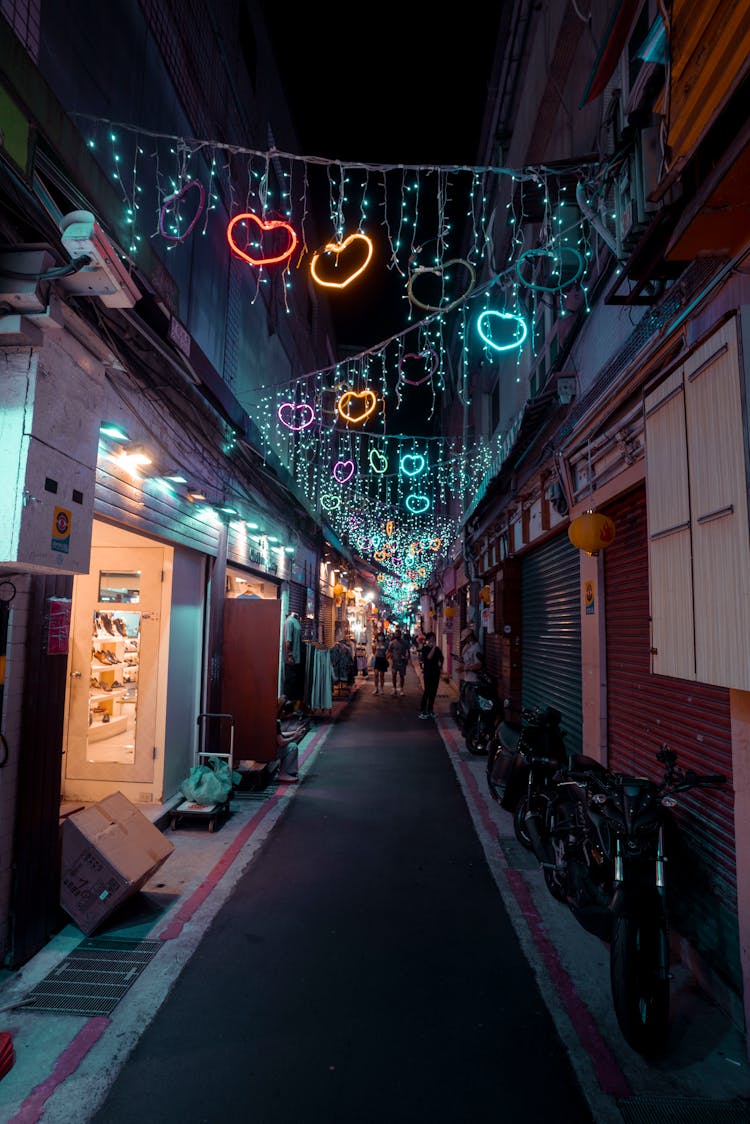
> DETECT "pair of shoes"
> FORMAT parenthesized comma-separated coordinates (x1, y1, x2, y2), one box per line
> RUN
(392, 689, 398, 696)
(372, 688, 379, 695)
(418, 712, 428, 719)
(278, 775, 298, 784)
(428, 712, 436, 719)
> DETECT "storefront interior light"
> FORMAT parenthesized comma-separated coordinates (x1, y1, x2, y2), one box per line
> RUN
(284, 546, 295, 554)
(100, 421, 129, 441)
(165, 475, 188, 484)
(246, 521, 259, 530)
(267, 535, 279, 543)
(187, 489, 207, 502)
(217, 505, 238, 516)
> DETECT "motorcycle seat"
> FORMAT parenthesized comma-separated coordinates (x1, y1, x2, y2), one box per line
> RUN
(567, 753, 609, 776)
(498, 721, 523, 750)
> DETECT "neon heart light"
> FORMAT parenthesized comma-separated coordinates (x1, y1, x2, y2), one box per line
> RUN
(405, 493, 431, 514)
(226, 211, 298, 267)
(310, 232, 374, 289)
(374, 549, 387, 563)
(159, 180, 206, 243)
(477, 310, 528, 352)
(337, 389, 378, 425)
(516, 246, 584, 292)
(369, 448, 388, 474)
(430, 537, 442, 551)
(407, 259, 476, 312)
(385, 520, 395, 537)
(398, 350, 439, 387)
(400, 453, 426, 477)
(277, 402, 316, 431)
(333, 460, 355, 484)
(321, 493, 341, 512)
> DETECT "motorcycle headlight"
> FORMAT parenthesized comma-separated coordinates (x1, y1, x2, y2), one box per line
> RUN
(478, 697, 493, 711)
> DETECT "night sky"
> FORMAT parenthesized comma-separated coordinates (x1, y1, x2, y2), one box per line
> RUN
(258, 5, 507, 443)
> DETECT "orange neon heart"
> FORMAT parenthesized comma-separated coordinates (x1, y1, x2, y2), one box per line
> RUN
(336, 389, 378, 424)
(226, 211, 298, 267)
(310, 232, 374, 290)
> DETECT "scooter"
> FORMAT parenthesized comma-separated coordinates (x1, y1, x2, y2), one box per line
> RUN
(486, 701, 567, 848)
(451, 670, 502, 756)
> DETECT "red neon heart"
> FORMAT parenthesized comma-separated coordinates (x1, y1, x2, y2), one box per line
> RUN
(226, 212, 298, 267)
(398, 349, 439, 387)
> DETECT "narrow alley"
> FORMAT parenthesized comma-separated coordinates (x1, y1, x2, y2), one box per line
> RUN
(1, 667, 748, 1124)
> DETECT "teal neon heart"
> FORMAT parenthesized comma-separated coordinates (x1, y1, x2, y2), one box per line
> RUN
(477, 309, 528, 352)
(321, 493, 341, 512)
(405, 493, 431, 514)
(369, 448, 388, 474)
(400, 453, 426, 477)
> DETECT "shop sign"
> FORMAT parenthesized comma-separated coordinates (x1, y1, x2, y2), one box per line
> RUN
(51, 506, 72, 554)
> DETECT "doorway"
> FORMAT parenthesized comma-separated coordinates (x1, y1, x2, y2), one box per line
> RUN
(62, 521, 174, 804)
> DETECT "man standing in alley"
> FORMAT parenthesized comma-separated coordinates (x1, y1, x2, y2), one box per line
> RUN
(386, 626, 409, 696)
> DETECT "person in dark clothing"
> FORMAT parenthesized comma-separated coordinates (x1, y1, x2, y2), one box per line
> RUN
(418, 631, 444, 719)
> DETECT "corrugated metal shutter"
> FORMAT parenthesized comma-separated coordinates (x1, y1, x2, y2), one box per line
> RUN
(484, 632, 503, 682)
(521, 532, 582, 752)
(603, 486, 739, 988)
(287, 581, 306, 619)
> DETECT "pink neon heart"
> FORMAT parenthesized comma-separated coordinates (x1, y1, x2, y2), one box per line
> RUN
(398, 349, 439, 387)
(277, 402, 315, 431)
(333, 460, 355, 484)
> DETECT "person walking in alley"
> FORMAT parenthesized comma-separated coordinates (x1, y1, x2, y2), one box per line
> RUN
(371, 627, 389, 694)
(418, 631, 443, 718)
(386, 626, 409, 695)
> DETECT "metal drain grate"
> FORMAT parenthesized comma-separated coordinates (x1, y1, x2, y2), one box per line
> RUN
(22, 937, 163, 1016)
(619, 1097, 750, 1123)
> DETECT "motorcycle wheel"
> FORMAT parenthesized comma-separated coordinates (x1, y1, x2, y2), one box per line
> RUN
(465, 720, 490, 756)
(610, 915, 670, 1056)
(513, 796, 533, 850)
(543, 866, 569, 903)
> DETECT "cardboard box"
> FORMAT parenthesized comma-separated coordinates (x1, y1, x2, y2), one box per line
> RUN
(60, 791, 174, 935)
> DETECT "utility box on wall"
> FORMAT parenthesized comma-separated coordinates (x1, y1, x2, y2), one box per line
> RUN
(0, 339, 102, 573)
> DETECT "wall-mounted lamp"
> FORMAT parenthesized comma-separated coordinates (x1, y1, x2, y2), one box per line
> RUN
(110, 448, 152, 478)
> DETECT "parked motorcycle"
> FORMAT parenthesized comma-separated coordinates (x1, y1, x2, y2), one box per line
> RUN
(486, 702, 567, 849)
(524, 744, 726, 1055)
(451, 670, 501, 756)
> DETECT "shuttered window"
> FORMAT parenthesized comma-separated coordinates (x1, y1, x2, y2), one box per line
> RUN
(645, 317, 750, 689)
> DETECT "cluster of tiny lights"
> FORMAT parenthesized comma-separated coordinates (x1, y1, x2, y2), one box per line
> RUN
(78, 116, 607, 585)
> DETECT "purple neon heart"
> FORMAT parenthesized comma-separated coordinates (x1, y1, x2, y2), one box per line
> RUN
(159, 180, 206, 243)
(398, 349, 439, 387)
(333, 459, 355, 484)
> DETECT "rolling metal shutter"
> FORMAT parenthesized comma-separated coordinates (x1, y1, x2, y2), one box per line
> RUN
(521, 531, 582, 753)
(603, 486, 738, 988)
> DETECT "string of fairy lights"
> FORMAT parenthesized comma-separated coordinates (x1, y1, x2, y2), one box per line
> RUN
(76, 116, 605, 613)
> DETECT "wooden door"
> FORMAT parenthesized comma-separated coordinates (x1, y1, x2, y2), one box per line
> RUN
(222, 598, 281, 763)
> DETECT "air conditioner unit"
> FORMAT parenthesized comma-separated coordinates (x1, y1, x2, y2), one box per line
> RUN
(616, 126, 661, 254)
(58, 211, 141, 308)
(545, 481, 563, 502)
